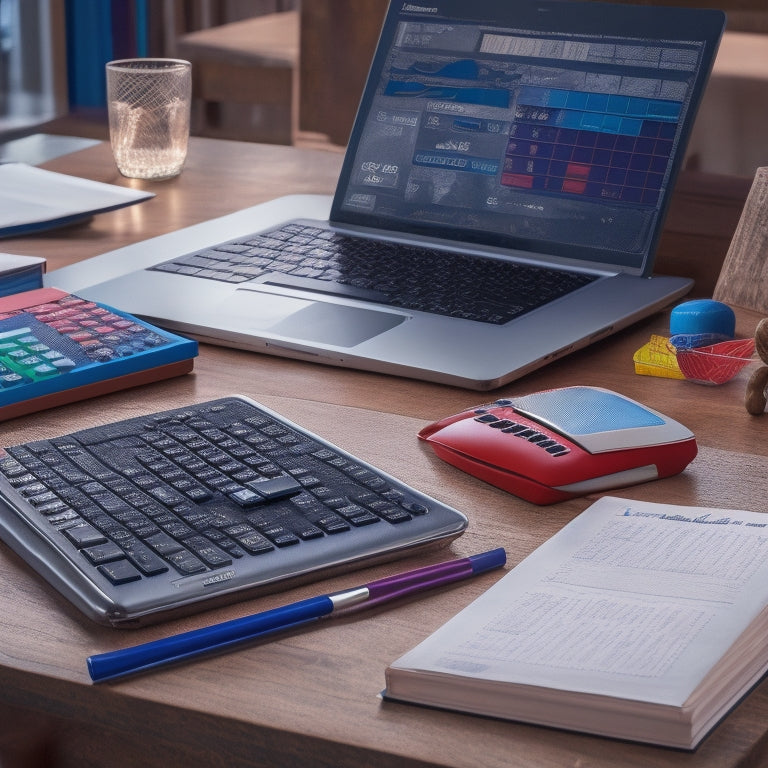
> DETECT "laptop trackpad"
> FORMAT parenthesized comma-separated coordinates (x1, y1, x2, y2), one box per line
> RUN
(226, 289, 405, 347)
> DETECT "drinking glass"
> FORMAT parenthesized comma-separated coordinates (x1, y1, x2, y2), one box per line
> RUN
(106, 58, 192, 180)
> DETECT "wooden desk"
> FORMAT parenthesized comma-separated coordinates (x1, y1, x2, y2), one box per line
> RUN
(0, 139, 765, 768)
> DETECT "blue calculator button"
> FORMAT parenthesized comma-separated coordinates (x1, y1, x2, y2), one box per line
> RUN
(88, 348, 117, 362)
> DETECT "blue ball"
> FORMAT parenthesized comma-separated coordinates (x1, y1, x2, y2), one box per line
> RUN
(670, 299, 735, 339)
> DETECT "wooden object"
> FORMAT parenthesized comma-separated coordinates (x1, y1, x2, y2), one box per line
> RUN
(714, 167, 768, 312)
(176, 11, 299, 144)
(299, 0, 388, 146)
(1, 139, 766, 768)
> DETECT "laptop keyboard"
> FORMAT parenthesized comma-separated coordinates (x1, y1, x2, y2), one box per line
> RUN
(0, 396, 467, 625)
(150, 223, 597, 325)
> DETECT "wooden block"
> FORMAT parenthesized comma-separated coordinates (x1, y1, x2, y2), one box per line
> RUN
(176, 11, 299, 144)
(177, 12, 298, 68)
(713, 167, 768, 312)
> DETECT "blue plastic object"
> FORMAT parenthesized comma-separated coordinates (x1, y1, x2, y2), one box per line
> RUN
(670, 300, 735, 341)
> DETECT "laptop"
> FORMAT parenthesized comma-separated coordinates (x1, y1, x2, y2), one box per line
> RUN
(49, 0, 725, 391)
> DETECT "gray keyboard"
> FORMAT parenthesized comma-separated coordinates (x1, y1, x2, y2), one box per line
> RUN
(0, 396, 467, 626)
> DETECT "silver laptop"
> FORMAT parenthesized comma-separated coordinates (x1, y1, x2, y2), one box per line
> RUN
(49, 0, 725, 391)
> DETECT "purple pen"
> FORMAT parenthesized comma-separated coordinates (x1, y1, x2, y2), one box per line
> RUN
(345, 547, 507, 611)
(87, 548, 506, 683)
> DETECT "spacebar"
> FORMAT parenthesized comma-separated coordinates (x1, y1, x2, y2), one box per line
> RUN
(261, 274, 389, 302)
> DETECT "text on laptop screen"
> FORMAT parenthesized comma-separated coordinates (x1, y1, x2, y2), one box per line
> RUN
(335, 2, 714, 272)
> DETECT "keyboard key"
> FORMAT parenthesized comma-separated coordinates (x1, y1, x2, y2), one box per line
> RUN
(121, 539, 170, 576)
(247, 475, 302, 500)
(83, 542, 125, 565)
(64, 523, 107, 548)
(98, 559, 142, 585)
(166, 550, 207, 575)
(145, 531, 184, 556)
(183, 535, 233, 567)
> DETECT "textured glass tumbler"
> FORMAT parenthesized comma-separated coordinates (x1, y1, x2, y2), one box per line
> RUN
(106, 58, 191, 180)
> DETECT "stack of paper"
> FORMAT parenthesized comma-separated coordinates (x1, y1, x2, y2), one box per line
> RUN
(0, 163, 153, 238)
(0, 253, 46, 298)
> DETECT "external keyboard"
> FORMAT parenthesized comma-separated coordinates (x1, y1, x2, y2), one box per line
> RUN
(0, 396, 467, 626)
(150, 222, 596, 325)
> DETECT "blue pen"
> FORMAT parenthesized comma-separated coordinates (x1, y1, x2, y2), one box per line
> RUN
(87, 548, 506, 683)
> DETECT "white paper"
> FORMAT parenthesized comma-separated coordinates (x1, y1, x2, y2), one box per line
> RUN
(0, 252, 45, 272)
(391, 497, 768, 707)
(0, 163, 153, 231)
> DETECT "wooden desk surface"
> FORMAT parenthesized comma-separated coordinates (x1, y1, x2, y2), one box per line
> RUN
(0, 138, 765, 768)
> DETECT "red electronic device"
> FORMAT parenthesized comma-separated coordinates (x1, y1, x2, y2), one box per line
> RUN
(418, 386, 697, 505)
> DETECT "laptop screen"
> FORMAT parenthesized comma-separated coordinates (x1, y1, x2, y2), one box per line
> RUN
(331, 0, 724, 275)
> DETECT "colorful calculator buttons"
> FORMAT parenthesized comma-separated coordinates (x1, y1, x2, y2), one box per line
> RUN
(0, 295, 172, 390)
(0, 327, 77, 388)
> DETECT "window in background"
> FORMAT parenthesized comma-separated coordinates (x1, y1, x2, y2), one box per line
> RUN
(0, 0, 67, 135)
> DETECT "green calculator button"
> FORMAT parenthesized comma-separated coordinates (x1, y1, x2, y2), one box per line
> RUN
(18, 355, 43, 368)
(0, 327, 30, 340)
(0, 373, 28, 388)
(32, 364, 59, 377)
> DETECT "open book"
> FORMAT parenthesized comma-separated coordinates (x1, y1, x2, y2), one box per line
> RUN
(384, 496, 768, 749)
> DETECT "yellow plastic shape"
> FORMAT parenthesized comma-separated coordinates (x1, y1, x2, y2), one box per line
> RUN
(633, 335, 684, 379)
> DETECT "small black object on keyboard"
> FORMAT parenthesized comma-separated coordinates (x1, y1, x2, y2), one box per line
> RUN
(0, 396, 467, 626)
(150, 223, 596, 325)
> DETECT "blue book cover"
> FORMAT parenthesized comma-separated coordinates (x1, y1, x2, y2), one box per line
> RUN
(0, 254, 46, 299)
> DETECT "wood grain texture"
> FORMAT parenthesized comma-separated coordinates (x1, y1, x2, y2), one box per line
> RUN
(714, 167, 768, 312)
(0, 139, 764, 768)
(299, 0, 388, 145)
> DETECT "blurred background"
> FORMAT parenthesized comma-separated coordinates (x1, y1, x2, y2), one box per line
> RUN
(0, 0, 766, 175)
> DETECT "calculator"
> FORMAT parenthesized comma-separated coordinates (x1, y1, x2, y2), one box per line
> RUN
(0, 287, 197, 420)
